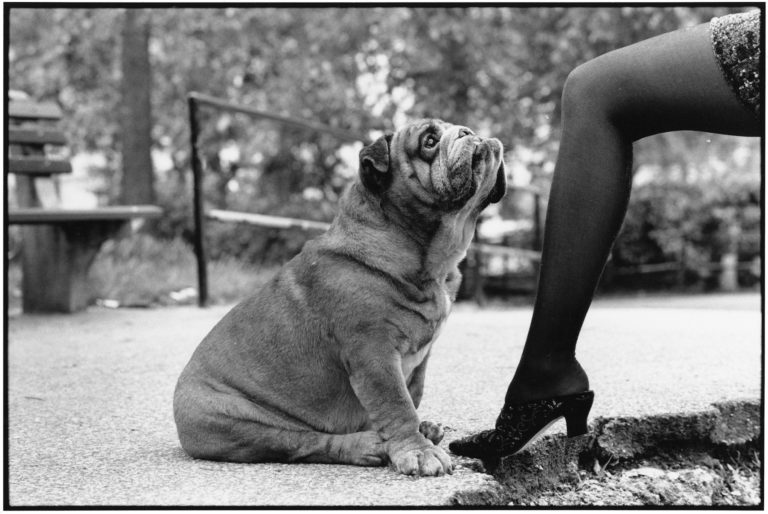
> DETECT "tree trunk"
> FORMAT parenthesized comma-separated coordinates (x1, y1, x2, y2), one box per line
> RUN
(120, 9, 155, 204)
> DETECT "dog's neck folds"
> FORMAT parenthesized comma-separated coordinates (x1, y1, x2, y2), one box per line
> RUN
(327, 183, 479, 288)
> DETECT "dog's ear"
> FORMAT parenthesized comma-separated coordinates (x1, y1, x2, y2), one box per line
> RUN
(487, 158, 508, 204)
(359, 133, 393, 193)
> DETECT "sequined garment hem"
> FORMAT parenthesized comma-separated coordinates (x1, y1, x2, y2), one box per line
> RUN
(710, 10, 761, 116)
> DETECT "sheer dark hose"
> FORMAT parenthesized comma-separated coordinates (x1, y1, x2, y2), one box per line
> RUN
(508, 22, 761, 403)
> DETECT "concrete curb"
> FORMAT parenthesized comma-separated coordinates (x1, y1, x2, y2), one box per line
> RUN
(448, 399, 761, 505)
(594, 400, 761, 460)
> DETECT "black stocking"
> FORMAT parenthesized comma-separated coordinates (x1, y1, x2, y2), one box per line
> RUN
(507, 21, 760, 404)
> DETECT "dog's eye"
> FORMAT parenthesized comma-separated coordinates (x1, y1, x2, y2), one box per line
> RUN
(422, 134, 439, 149)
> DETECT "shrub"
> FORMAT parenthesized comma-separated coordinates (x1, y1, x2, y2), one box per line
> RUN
(89, 233, 277, 306)
(604, 180, 760, 290)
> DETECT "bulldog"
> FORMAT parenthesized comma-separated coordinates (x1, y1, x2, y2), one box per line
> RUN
(173, 119, 506, 476)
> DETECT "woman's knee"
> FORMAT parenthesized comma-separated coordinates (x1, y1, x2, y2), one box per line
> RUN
(562, 63, 594, 114)
(561, 57, 635, 130)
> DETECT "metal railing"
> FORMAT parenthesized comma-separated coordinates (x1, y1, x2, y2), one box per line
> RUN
(188, 92, 364, 306)
(187, 92, 544, 306)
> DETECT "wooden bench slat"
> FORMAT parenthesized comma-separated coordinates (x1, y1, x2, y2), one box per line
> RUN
(8, 100, 63, 120)
(7, 96, 164, 313)
(8, 206, 163, 224)
(8, 157, 72, 176)
(8, 127, 68, 146)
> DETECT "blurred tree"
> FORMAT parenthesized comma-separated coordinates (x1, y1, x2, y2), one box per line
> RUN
(9, 6, 750, 198)
(375, 6, 745, 189)
(120, 8, 155, 204)
(146, 8, 387, 209)
(8, 6, 759, 270)
(10, 9, 123, 200)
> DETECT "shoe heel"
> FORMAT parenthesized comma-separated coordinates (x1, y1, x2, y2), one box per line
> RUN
(564, 391, 594, 437)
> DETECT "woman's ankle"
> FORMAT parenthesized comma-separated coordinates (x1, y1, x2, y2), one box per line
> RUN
(504, 357, 589, 405)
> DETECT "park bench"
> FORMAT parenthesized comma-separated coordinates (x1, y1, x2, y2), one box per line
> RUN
(7, 96, 162, 313)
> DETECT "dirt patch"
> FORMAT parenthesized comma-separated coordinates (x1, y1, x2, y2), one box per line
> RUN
(452, 402, 763, 506)
(481, 400, 764, 506)
(522, 444, 761, 506)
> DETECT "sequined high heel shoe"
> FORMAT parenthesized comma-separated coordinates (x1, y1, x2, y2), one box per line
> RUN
(449, 391, 594, 460)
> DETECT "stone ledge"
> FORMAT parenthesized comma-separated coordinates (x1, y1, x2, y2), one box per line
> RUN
(448, 398, 761, 505)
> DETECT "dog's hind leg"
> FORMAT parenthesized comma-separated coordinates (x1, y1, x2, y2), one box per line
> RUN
(280, 428, 389, 465)
(175, 379, 387, 466)
(283, 428, 387, 466)
(180, 418, 387, 466)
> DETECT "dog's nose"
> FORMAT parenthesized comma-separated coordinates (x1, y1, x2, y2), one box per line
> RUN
(469, 135, 485, 148)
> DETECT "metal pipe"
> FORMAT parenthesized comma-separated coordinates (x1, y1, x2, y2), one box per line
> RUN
(188, 91, 362, 143)
(185, 91, 545, 305)
(186, 91, 365, 308)
(188, 95, 209, 307)
(532, 193, 542, 251)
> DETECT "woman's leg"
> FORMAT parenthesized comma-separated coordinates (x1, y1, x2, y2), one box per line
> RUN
(506, 21, 760, 405)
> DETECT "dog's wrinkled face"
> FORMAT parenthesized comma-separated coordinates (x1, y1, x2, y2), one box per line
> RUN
(359, 119, 507, 216)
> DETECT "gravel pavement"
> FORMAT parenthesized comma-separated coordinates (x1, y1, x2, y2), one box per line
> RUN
(6, 292, 761, 506)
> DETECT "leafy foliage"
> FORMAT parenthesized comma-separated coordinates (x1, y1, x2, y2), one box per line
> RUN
(88, 233, 276, 305)
(8, 6, 760, 275)
(607, 178, 761, 290)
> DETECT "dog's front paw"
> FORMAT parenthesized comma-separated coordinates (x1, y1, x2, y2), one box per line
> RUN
(390, 445, 453, 477)
(419, 420, 445, 445)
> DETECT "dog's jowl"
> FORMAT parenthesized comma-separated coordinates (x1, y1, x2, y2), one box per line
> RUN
(173, 119, 507, 477)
